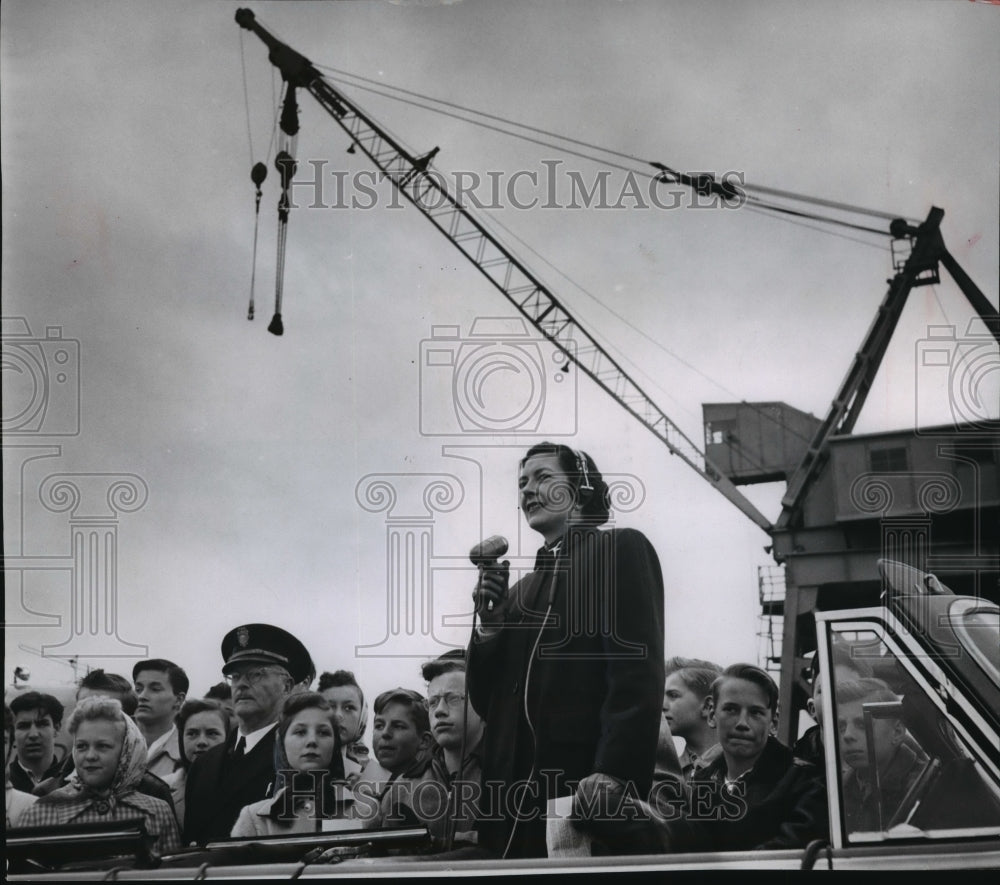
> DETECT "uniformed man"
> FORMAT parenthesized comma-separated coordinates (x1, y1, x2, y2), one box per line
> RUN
(183, 623, 312, 845)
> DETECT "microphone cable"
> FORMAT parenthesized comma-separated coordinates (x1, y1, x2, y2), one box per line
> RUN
(501, 562, 561, 860)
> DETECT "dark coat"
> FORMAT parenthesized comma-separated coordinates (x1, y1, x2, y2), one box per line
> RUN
(8, 756, 64, 794)
(183, 728, 278, 845)
(467, 526, 665, 858)
(842, 741, 925, 832)
(792, 723, 824, 769)
(666, 736, 828, 852)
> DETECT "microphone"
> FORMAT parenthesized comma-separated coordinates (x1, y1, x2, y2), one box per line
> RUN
(470, 535, 509, 614)
(469, 535, 509, 567)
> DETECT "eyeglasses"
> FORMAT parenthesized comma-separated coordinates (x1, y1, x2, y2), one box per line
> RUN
(426, 692, 465, 710)
(224, 667, 283, 687)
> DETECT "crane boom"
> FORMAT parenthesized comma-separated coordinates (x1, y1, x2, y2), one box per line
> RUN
(236, 8, 772, 532)
(775, 207, 1000, 531)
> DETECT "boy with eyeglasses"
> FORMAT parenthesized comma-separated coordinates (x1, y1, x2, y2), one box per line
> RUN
(422, 650, 485, 846)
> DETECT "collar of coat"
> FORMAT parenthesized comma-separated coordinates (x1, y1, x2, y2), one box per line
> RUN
(699, 736, 797, 786)
(532, 524, 607, 571)
(260, 782, 354, 820)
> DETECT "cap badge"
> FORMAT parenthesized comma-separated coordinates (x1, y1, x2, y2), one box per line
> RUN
(237, 626, 250, 648)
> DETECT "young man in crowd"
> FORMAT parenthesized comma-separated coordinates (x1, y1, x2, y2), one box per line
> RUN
(133, 658, 188, 779)
(5, 704, 38, 827)
(794, 642, 873, 768)
(7, 692, 65, 793)
(837, 677, 926, 833)
(76, 669, 140, 716)
(358, 688, 441, 835)
(183, 623, 313, 845)
(422, 650, 486, 844)
(661, 664, 828, 852)
(662, 657, 722, 781)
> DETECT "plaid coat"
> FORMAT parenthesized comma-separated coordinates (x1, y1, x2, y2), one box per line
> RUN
(17, 784, 181, 855)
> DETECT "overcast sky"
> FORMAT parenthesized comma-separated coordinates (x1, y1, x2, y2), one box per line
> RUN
(3, 1, 998, 715)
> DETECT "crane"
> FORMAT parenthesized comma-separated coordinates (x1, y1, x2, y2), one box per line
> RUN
(235, 7, 772, 532)
(235, 9, 998, 740)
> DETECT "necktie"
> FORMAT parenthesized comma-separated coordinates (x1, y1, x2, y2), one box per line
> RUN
(232, 736, 247, 759)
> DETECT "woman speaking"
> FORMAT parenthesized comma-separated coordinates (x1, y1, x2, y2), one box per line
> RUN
(468, 442, 665, 858)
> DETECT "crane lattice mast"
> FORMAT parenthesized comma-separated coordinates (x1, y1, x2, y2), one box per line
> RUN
(235, 7, 772, 532)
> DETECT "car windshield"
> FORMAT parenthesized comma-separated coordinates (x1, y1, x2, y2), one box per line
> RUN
(828, 625, 1000, 845)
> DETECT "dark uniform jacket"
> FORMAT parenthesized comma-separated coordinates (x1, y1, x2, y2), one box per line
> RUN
(183, 727, 277, 845)
(666, 736, 828, 852)
(468, 525, 665, 858)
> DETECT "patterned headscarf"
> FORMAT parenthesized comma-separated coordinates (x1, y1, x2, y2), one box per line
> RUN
(41, 697, 148, 822)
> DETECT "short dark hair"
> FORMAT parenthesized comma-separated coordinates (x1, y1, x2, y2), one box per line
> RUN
(520, 442, 611, 524)
(203, 681, 232, 701)
(174, 698, 231, 768)
(132, 659, 189, 696)
(317, 670, 365, 707)
(421, 650, 466, 683)
(4, 704, 12, 733)
(373, 688, 430, 735)
(711, 663, 780, 714)
(9, 691, 65, 730)
(77, 669, 139, 716)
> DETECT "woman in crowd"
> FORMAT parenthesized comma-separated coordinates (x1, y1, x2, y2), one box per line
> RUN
(469, 442, 665, 858)
(230, 692, 355, 836)
(317, 669, 390, 787)
(17, 696, 181, 855)
(162, 698, 230, 825)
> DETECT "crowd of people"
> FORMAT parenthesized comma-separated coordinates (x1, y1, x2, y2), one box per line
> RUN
(4, 442, 925, 862)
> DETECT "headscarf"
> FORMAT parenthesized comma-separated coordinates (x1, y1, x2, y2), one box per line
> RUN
(37, 701, 148, 823)
(342, 696, 371, 767)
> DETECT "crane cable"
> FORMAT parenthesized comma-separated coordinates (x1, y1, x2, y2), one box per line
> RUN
(240, 28, 269, 322)
(242, 45, 859, 448)
(270, 82, 300, 337)
(315, 63, 917, 235)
